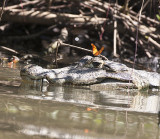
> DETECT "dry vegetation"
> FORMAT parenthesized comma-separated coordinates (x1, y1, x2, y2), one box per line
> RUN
(0, 0, 160, 70)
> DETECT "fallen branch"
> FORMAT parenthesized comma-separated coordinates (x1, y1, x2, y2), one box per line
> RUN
(146, 36, 160, 50)
(2, 9, 107, 25)
(0, 46, 18, 54)
(5, 0, 40, 10)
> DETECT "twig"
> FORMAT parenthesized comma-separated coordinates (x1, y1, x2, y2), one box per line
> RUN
(113, 2, 118, 57)
(129, 1, 141, 10)
(0, 0, 6, 21)
(46, 0, 53, 10)
(133, 0, 145, 68)
(5, 0, 40, 10)
(123, 0, 130, 14)
(50, 3, 72, 10)
(99, 1, 110, 40)
(136, 0, 150, 17)
(95, 0, 160, 25)
(139, 39, 152, 58)
(55, 42, 59, 68)
(129, 8, 160, 25)
(54, 28, 68, 67)
(81, 2, 106, 14)
(146, 36, 160, 50)
(60, 42, 92, 53)
(0, 46, 18, 54)
(59, 42, 108, 60)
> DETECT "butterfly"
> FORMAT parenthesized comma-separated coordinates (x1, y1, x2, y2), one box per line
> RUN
(91, 43, 104, 56)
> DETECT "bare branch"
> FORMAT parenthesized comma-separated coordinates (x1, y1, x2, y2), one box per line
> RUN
(2, 9, 107, 25)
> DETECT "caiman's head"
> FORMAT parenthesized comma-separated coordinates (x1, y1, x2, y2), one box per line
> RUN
(77, 56, 129, 72)
(76, 56, 104, 69)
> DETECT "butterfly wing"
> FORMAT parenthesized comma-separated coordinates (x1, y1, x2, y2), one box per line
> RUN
(91, 43, 104, 56)
(91, 43, 98, 55)
(95, 46, 104, 56)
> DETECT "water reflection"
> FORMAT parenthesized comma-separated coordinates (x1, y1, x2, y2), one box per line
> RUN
(0, 92, 159, 139)
(19, 82, 160, 114)
(0, 66, 160, 139)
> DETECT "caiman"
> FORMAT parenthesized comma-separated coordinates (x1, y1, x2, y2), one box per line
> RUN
(20, 55, 160, 90)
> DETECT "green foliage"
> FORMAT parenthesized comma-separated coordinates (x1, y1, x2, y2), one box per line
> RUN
(156, 14, 160, 21)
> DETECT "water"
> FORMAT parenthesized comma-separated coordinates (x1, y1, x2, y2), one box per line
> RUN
(0, 64, 160, 139)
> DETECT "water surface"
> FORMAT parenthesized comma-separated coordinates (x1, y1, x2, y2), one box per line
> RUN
(0, 65, 159, 139)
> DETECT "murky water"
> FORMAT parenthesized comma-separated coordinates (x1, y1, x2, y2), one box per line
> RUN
(0, 64, 160, 139)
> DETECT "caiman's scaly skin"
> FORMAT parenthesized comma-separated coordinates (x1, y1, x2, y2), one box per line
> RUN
(20, 56, 160, 89)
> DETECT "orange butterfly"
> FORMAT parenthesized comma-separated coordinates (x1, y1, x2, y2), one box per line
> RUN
(91, 43, 104, 56)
